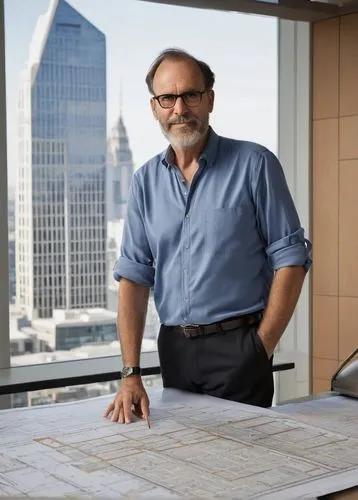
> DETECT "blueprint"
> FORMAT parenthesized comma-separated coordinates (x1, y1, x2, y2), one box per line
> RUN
(0, 389, 358, 499)
(273, 394, 358, 438)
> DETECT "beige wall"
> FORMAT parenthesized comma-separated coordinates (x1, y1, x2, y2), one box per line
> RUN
(312, 14, 358, 392)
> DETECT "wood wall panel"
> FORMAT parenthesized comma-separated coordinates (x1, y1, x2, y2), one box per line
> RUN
(312, 295, 338, 360)
(339, 160, 358, 296)
(312, 14, 358, 395)
(340, 14, 358, 117)
(312, 19, 339, 120)
(312, 119, 339, 295)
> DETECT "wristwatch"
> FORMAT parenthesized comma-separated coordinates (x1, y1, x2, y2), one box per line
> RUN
(121, 366, 141, 378)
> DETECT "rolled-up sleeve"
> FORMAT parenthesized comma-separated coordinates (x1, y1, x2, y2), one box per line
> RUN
(113, 174, 155, 287)
(252, 150, 312, 272)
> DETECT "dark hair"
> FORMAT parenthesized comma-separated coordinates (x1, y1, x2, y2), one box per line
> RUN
(145, 48, 215, 95)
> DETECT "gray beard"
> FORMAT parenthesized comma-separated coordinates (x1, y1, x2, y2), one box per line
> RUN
(161, 127, 203, 149)
(160, 117, 209, 149)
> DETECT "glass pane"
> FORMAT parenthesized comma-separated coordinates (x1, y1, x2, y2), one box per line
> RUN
(5, 0, 277, 376)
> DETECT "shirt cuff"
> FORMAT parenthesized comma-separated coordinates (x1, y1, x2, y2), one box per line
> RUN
(265, 229, 312, 272)
(113, 256, 155, 287)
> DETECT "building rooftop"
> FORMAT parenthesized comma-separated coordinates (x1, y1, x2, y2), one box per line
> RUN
(9, 317, 35, 341)
(9, 326, 29, 341)
(32, 308, 117, 330)
(11, 338, 157, 366)
(11, 350, 88, 366)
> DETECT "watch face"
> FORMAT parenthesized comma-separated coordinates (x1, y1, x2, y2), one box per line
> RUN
(122, 367, 132, 378)
(122, 366, 140, 378)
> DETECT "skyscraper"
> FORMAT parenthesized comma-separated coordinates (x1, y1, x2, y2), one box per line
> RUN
(106, 111, 134, 221)
(16, 0, 107, 319)
(106, 110, 134, 312)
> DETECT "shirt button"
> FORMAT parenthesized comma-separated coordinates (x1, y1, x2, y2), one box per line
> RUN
(185, 214, 190, 219)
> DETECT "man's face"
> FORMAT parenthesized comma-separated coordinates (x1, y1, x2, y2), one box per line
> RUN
(150, 58, 214, 149)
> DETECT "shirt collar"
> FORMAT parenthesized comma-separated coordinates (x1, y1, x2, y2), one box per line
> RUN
(161, 127, 220, 169)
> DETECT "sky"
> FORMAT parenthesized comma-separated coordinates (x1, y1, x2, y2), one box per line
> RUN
(4, 0, 278, 189)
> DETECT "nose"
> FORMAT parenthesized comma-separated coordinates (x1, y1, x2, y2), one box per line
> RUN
(173, 95, 187, 115)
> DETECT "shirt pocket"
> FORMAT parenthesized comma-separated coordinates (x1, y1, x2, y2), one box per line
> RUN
(205, 207, 247, 255)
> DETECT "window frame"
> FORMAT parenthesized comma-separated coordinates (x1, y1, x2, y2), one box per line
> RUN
(276, 19, 311, 401)
(0, 0, 309, 401)
(139, 0, 345, 22)
(0, 0, 10, 371)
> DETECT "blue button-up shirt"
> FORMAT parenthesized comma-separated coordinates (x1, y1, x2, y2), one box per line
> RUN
(114, 128, 312, 326)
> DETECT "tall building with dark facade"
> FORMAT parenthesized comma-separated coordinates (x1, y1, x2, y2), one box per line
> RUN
(16, 0, 107, 319)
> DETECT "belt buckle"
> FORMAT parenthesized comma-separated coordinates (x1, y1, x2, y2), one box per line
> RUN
(181, 324, 200, 338)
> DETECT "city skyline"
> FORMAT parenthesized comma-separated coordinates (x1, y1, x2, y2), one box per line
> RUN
(5, 0, 278, 189)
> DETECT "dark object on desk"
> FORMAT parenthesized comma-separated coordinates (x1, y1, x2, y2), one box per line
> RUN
(331, 347, 358, 398)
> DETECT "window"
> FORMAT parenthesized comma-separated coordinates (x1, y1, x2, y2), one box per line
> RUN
(4, 0, 277, 406)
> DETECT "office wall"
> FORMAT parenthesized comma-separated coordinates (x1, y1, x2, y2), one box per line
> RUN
(312, 13, 358, 392)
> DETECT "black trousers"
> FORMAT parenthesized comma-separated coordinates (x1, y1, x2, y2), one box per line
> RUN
(157, 320, 274, 408)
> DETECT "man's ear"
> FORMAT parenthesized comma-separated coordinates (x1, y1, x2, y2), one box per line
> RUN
(208, 90, 215, 113)
(150, 99, 158, 120)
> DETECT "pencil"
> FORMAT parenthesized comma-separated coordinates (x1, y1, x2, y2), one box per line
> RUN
(146, 416, 151, 429)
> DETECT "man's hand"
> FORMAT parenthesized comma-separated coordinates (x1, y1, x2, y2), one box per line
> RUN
(257, 332, 275, 359)
(103, 376, 150, 424)
(255, 266, 307, 360)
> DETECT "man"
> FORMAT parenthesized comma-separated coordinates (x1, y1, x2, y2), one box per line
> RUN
(104, 48, 311, 424)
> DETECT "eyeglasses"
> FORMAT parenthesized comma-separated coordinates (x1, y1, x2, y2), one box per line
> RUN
(153, 90, 207, 109)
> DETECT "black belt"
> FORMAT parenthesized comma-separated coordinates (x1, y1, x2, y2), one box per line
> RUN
(165, 311, 263, 338)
